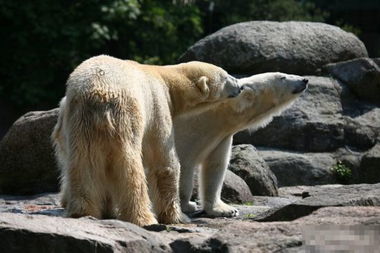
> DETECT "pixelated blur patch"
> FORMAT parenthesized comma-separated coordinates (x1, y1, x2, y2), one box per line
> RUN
(302, 225, 380, 253)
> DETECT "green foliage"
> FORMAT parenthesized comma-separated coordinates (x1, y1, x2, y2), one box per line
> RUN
(0, 0, 202, 109)
(165, 226, 173, 232)
(244, 213, 256, 218)
(243, 201, 254, 206)
(0, 0, 328, 110)
(335, 21, 361, 36)
(331, 161, 352, 184)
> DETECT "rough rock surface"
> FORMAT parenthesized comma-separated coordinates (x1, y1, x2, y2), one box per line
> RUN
(221, 170, 254, 204)
(255, 183, 380, 222)
(179, 21, 368, 75)
(0, 109, 59, 194)
(359, 143, 380, 183)
(1, 184, 380, 252)
(325, 57, 380, 104)
(229, 145, 278, 196)
(192, 169, 254, 204)
(0, 213, 170, 253)
(258, 149, 337, 187)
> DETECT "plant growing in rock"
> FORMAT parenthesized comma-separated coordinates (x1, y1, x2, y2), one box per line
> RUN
(244, 213, 256, 219)
(331, 161, 352, 184)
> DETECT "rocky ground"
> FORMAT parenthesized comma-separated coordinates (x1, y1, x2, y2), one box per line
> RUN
(1, 183, 379, 252)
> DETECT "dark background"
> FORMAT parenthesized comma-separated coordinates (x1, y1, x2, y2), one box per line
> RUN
(1, 0, 379, 139)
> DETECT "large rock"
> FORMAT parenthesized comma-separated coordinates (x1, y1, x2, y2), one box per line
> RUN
(359, 143, 380, 183)
(0, 213, 170, 253)
(202, 207, 380, 252)
(191, 169, 253, 204)
(258, 149, 337, 187)
(179, 21, 368, 75)
(221, 170, 253, 204)
(255, 183, 380, 222)
(229, 144, 278, 196)
(258, 147, 370, 186)
(325, 57, 380, 104)
(0, 109, 59, 194)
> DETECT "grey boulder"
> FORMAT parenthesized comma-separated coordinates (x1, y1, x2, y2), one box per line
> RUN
(0, 109, 59, 194)
(325, 57, 380, 104)
(359, 143, 380, 183)
(255, 183, 380, 222)
(221, 169, 254, 204)
(179, 21, 368, 75)
(229, 144, 278, 196)
(191, 169, 253, 204)
(258, 149, 337, 187)
(0, 213, 170, 253)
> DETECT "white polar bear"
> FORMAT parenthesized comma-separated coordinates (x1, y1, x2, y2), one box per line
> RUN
(175, 72, 308, 217)
(51, 55, 241, 226)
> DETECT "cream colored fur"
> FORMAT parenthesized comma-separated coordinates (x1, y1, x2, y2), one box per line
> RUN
(176, 72, 308, 217)
(51, 55, 240, 226)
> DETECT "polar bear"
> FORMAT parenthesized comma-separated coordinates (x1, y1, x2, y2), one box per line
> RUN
(175, 72, 308, 217)
(51, 55, 241, 226)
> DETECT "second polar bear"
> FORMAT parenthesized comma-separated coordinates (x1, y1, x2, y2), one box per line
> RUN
(52, 55, 241, 226)
(176, 72, 308, 217)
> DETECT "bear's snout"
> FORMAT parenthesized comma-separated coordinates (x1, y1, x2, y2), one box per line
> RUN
(225, 77, 242, 98)
(292, 79, 308, 94)
(227, 87, 242, 98)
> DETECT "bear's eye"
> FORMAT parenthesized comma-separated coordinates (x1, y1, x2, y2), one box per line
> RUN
(280, 76, 286, 80)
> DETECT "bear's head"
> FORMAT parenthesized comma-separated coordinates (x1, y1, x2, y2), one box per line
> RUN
(234, 72, 308, 131)
(174, 61, 241, 115)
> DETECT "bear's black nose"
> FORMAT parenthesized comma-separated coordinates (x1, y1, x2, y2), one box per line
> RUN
(292, 79, 309, 94)
(228, 88, 241, 98)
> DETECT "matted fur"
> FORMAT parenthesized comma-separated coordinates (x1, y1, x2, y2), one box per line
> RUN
(52, 55, 240, 226)
(175, 72, 308, 217)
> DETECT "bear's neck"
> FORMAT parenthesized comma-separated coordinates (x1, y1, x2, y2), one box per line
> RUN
(210, 101, 252, 134)
(155, 66, 196, 116)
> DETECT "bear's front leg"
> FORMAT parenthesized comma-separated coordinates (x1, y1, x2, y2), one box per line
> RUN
(179, 161, 199, 214)
(200, 136, 239, 217)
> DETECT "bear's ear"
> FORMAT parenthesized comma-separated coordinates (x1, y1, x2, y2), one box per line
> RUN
(196, 76, 210, 95)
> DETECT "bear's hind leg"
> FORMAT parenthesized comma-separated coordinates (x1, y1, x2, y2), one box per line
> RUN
(63, 155, 104, 219)
(113, 148, 157, 226)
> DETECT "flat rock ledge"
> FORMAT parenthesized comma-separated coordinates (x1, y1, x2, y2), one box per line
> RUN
(1, 183, 380, 252)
